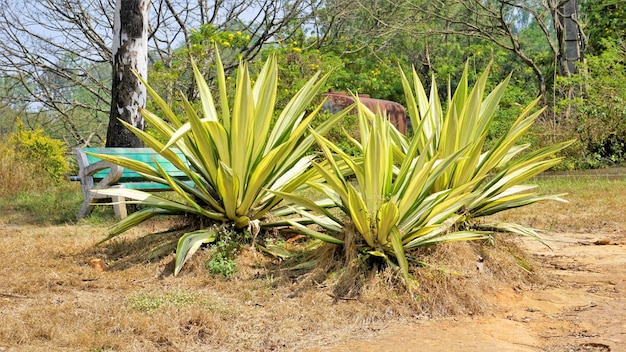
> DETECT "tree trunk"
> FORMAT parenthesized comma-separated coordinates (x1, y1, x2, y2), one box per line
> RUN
(105, 0, 149, 147)
(556, 0, 582, 76)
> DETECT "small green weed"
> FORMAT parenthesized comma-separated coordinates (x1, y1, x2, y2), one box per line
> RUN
(205, 229, 246, 277)
(206, 254, 237, 277)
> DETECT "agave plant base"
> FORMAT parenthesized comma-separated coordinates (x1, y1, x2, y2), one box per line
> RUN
(269, 232, 540, 310)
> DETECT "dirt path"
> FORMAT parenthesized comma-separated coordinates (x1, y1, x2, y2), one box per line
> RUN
(315, 231, 626, 352)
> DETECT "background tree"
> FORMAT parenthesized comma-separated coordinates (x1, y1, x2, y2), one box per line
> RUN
(555, 0, 585, 76)
(0, 0, 321, 146)
(0, 0, 112, 146)
(581, 0, 625, 53)
(403, 0, 556, 98)
(106, 0, 150, 148)
(555, 0, 626, 168)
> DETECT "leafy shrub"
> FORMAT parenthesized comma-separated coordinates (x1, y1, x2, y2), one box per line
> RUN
(556, 40, 626, 168)
(205, 228, 241, 277)
(0, 121, 70, 198)
(8, 119, 69, 182)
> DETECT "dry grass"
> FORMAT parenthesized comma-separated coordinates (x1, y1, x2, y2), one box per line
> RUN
(0, 222, 408, 351)
(488, 175, 626, 234)
(1, 174, 625, 351)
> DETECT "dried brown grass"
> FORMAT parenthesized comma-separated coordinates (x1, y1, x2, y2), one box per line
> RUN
(488, 176, 626, 234)
(1, 175, 624, 351)
(0, 222, 408, 351)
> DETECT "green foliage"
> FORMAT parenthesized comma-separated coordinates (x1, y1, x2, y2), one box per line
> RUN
(205, 228, 242, 277)
(278, 64, 571, 289)
(206, 254, 237, 277)
(310, 110, 361, 157)
(329, 51, 405, 103)
(148, 25, 252, 118)
(93, 52, 346, 276)
(556, 40, 626, 168)
(8, 119, 69, 182)
(188, 24, 251, 59)
(582, 0, 626, 53)
(257, 37, 406, 104)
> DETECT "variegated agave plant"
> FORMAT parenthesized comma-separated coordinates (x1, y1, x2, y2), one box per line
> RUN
(398, 63, 574, 235)
(275, 103, 488, 289)
(90, 51, 347, 275)
(276, 64, 573, 289)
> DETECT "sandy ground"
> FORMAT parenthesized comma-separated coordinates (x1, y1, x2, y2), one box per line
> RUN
(314, 231, 626, 352)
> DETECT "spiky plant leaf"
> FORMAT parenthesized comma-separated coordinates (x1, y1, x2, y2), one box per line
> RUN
(174, 229, 218, 276)
(287, 220, 345, 245)
(400, 62, 575, 223)
(92, 51, 342, 275)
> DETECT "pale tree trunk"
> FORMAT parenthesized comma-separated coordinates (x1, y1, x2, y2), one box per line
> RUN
(106, 0, 149, 147)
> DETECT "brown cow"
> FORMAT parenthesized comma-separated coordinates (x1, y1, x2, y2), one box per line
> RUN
(321, 91, 408, 134)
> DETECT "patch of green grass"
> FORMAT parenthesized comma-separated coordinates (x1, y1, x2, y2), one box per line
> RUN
(127, 290, 197, 313)
(0, 182, 83, 224)
(0, 181, 129, 225)
(534, 175, 626, 195)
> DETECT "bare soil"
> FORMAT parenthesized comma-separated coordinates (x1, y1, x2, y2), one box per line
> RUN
(1, 177, 625, 351)
(317, 231, 626, 352)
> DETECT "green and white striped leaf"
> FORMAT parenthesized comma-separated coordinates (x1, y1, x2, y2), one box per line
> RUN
(174, 229, 218, 276)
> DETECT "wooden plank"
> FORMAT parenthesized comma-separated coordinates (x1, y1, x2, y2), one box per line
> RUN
(122, 180, 195, 191)
(83, 148, 188, 181)
(73, 147, 194, 219)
